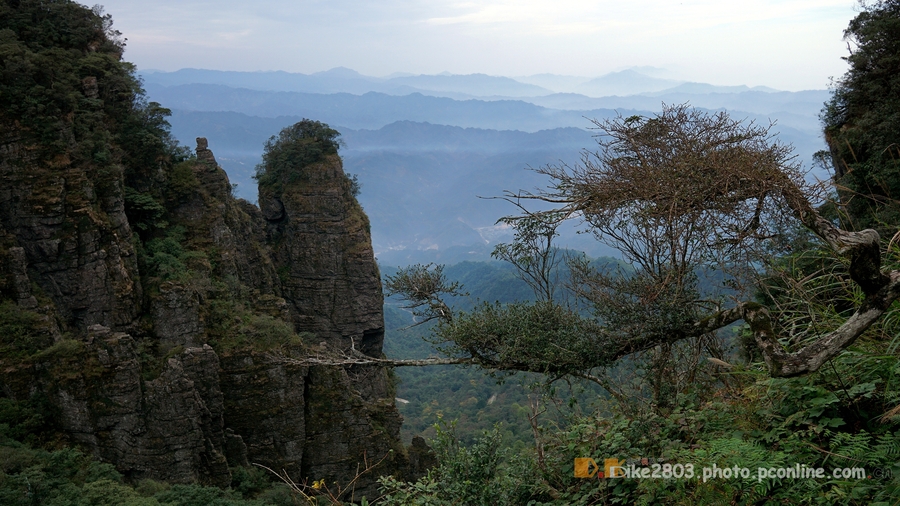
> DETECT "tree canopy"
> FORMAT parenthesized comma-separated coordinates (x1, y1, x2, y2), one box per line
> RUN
(253, 119, 342, 188)
(386, 104, 900, 382)
(822, 0, 900, 231)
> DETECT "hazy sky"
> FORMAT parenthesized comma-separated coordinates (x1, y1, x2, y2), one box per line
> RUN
(99, 0, 859, 91)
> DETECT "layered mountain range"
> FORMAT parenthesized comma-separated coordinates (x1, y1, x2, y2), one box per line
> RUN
(140, 68, 829, 265)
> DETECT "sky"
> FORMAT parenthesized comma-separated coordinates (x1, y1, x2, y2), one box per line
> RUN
(98, 0, 861, 91)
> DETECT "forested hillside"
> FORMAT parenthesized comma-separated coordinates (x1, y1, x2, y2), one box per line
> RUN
(375, 3, 900, 504)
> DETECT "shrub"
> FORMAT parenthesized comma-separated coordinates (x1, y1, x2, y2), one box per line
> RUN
(0, 301, 53, 358)
(142, 226, 209, 281)
(254, 120, 342, 188)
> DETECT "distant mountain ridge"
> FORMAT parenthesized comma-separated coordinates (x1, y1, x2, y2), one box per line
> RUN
(142, 67, 417, 95)
(388, 73, 552, 97)
(144, 83, 621, 131)
(574, 69, 683, 96)
(145, 67, 830, 265)
(141, 67, 814, 100)
(644, 82, 781, 95)
(142, 68, 551, 98)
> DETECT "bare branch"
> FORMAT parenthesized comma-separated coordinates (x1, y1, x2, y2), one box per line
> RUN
(267, 337, 474, 368)
(383, 263, 466, 325)
(690, 271, 900, 377)
(269, 352, 474, 368)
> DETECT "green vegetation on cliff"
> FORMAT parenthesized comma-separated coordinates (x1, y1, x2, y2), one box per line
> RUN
(0, 1, 130, 157)
(0, 301, 53, 359)
(0, 429, 297, 506)
(822, 0, 900, 231)
(1, 2, 406, 502)
(0, 0, 187, 236)
(254, 119, 342, 188)
(254, 119, 361, 198)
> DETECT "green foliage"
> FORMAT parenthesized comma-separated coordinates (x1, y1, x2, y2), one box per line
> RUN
(0, 430, 298, 505)
(153, 484, 260, 506)
(1, 0, 187, 245)
(384, 260, 614, 446)
(385, 357, 900, 505)
(164, 160, 201, 203)
(0, 301, 52, 358)
(134, 479, 171, 497)
(574, 261, 701, 347)
(384, 263, 466, 326)
(393, 361, 596, 449)
(142, 226, 209, 281)
(438, 301, 609, 374)
(0, 437, 137, 506)
(0, 1, 126, 158)
(440, 260, 540, 307)
(347, 172, 361, 197)
(0, 0, 184, 173)
(119, 99, 191, 183)
(491, 213, 565, 302)
(30, 339, 84, 362)
(125, 187, 168, 232)
(253, 119, 342, 188)
(822, 0, 900, 230)
(230, 466, 272, 499)
(0, 396, 50, 445)
(379, 421, 535, 506)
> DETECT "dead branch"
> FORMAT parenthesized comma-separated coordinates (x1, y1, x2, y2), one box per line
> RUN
(266, 343, 473, 368)
(271, 354, 474, 367)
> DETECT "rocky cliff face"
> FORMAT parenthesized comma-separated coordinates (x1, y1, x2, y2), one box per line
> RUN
(0, 134, 408, 498)
(0, 4, 411, 498)
(262, 151, 385, 358)
(0, 142, 142, 331)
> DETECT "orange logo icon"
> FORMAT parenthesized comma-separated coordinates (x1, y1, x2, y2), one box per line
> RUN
(574, 458, 599, 478)
(574, 458, 624, 478)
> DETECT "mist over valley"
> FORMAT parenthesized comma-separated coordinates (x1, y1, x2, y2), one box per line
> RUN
(144, 67, 829, 265)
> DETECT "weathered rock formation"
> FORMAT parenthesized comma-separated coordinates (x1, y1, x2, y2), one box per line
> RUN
(0, 4, 412, 498)
(262, 151, 385, 358)
(0, 142, 142, 331)
(0, 136, 408, 499)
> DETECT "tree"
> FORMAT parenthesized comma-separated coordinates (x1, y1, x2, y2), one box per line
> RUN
(387, 104, 900, 380)
(253, 119, 343, 188)
(490, 212, 565, 303)
(822, 0, 900, 231)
